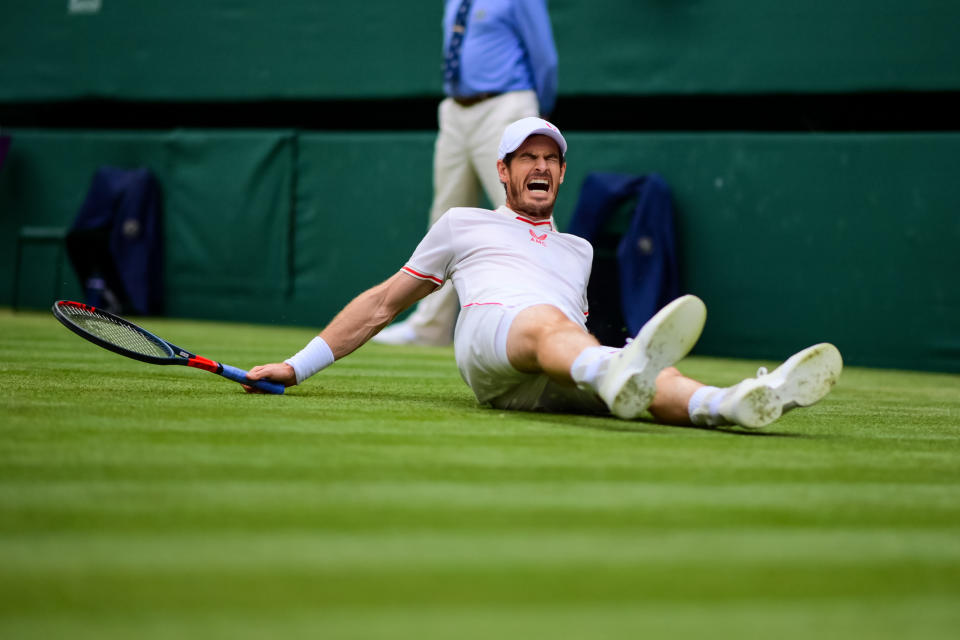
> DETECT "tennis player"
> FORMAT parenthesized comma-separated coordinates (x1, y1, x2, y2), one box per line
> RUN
(246, 117, 842, 429)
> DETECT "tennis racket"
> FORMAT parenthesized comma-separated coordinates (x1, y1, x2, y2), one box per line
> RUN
(52, 300, 284, 394)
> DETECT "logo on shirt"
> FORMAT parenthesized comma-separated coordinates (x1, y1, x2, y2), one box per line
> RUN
(529, 229, 547, 246)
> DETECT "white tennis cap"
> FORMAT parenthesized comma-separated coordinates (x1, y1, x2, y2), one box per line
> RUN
(497, 117, 567, 160)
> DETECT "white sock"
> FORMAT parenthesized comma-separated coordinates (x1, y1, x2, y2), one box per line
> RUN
(688, 385, 734, 426)
(570, 346, 620, 391)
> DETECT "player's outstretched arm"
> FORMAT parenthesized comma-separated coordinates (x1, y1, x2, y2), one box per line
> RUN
(244, 271, 438, 392)
(319, 271, 438, 358)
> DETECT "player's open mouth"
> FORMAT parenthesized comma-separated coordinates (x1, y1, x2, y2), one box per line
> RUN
(527, 179, 550, 191)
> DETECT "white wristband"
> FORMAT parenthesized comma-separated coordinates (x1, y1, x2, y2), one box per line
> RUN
(284, 336, 335, 385)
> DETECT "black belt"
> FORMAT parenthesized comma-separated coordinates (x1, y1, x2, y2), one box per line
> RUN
(452, 92, 503, 107)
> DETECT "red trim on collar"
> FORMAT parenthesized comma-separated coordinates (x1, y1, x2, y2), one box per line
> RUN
(515, 216, 553, 227)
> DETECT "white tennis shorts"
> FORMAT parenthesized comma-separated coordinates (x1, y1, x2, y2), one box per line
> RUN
(454, 304, 607, 414)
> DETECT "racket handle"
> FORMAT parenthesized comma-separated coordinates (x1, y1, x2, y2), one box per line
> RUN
(219, 363, 286, 395)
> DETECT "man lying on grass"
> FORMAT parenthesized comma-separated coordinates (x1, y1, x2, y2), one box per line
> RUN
(246, 117, 842, 429)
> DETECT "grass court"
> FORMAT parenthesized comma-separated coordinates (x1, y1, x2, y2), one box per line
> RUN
(1, 308, 959, 639)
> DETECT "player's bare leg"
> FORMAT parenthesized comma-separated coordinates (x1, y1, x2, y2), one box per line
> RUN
(506, 295, 707, 420)
(506, 304, 600, 383)
(648, 367, 705, 424)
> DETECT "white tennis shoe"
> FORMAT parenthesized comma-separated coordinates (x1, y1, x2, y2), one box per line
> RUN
(597, 294, 707, 419)
(371, 321, 420, 345)
(718, 343, 843, 428)
(372, 320, 452, 346)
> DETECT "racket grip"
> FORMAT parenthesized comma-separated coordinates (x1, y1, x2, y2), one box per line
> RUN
(219, 363, 286, 395)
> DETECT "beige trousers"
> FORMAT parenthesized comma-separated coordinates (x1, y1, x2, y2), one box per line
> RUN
(403, 90, 540, 345)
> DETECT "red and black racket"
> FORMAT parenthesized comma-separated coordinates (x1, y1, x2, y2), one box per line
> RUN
(52, 300, 284, 394)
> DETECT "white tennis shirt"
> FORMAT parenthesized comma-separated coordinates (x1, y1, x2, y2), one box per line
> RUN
(402, 206, 593, 326)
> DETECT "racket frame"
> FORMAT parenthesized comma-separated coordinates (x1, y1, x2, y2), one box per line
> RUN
(52, 300, 284, 394)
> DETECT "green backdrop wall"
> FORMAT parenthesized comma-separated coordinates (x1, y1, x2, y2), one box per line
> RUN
(2, 1, 959, 101)
(2, 130, 958, 372)
(0, 131, 297, 318)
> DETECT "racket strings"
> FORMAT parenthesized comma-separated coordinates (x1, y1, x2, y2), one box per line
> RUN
(61, 305, 171, 358)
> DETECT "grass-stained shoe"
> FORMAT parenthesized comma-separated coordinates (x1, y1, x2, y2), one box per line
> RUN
(719, 342, 843, 429)
(597, 295, 707, 419)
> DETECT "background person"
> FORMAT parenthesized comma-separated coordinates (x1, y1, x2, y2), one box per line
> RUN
(374, 0, 558, 346)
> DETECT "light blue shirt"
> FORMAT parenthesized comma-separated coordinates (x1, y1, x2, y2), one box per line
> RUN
(442, 0, 558, 116)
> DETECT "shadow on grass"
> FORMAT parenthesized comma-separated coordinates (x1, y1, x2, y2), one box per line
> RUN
(503, 409, 810, 438)
(286, 384, 809, 438)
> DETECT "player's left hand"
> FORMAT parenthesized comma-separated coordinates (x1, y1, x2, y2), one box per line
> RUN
(243, 362, 297, 393)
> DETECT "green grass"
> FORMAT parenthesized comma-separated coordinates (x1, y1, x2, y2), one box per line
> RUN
(2, 308, 959, 639)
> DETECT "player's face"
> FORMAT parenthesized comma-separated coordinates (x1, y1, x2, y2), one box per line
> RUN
(497, 135, 566, 219)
